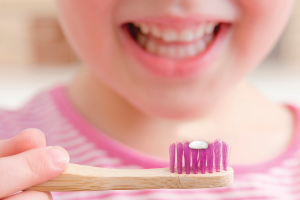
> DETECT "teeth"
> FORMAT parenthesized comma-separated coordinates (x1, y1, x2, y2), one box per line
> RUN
(177, 47, 186, 59)
(143, 37, 210, 59)
(196, 40, 206, 52)
(167, 46, 177, 57)
(132, 22, 218, 59)
(179, 29, 195, 42)
(157, 45, 167, 56)
(135, 22, 218, 42)
(204, 34, 213, 43)
(140, 23, 150, 34)
(195, 25, 205, 39)
(146, 40, 157, 53)
(206, 22, 216, 35)
(162, 29, 178, 42)
(137, 34, 147, 47)
(150, 25, 162, 38)
(186, 44, 198, 57)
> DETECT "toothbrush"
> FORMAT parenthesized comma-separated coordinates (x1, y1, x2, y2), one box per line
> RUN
(27, 140, 233, 192)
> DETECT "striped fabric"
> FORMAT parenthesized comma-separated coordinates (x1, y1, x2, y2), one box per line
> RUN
(0, 85, 300, 200)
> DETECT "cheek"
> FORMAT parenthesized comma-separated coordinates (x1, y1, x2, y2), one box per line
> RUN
(232, 0, 293, 70)
(57, 0, 119, 76)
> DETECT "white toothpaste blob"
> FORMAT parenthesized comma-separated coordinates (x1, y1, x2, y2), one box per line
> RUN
(189, 141, 208, 149)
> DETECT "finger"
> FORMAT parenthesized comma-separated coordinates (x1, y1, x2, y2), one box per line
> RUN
(0, 129, 46, 157)
(0, 146, 69, 198)
(3, 191, 52, 200)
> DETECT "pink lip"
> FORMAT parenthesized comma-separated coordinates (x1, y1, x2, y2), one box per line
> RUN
(120, 23, 230, 79)
(122, 15, 234, 29)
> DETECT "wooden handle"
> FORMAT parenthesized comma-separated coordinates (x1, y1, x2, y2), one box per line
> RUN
(26, 164, 234, 191)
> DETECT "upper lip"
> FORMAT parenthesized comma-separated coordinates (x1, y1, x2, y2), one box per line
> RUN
(120, 15, 233, 30)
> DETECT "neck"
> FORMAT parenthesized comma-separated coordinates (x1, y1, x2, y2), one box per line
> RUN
(67, 68, 294, 163)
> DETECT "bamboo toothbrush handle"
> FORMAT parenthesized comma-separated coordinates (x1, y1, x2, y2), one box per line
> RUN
(26, 163, 233, 191)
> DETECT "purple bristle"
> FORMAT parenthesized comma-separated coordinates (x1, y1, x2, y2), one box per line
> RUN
(222, 141, 229, 171)
(191, 149, 198, 174)
(169, 143, 175, 173)
(183, 142, 191, 174)
(170, 140, 230, 174)
(206, 143, 214, 173)
(177, 142, 183, 174)
(199, 149, 207, 174)
(214, 139, 222, 172)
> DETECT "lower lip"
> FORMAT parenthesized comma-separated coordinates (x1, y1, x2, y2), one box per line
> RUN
(120, 24, 230, 79)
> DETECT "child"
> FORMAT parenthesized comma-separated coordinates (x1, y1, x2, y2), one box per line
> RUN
(0, 0, 297, 199)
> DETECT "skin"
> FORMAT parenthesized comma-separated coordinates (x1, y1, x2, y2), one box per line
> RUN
(0, 0, 295, 198)
(57, 0, 294, 160)
(0, 129, 69, 199)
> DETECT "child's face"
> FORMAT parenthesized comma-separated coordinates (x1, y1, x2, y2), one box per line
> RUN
(57, 0, 293, 119)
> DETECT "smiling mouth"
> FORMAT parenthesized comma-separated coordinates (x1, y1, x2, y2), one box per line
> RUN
(125, 21, 222, 60)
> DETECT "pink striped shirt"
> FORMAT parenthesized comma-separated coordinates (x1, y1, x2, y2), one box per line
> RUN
(0, 85, 300, 200)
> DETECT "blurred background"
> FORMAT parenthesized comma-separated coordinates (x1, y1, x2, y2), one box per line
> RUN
(0, 0, 299, 109)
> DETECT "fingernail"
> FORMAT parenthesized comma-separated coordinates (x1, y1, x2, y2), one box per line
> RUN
(23, 128, 45, 137)
(31, 128, 45, 136)
(47, 147, 70, 168)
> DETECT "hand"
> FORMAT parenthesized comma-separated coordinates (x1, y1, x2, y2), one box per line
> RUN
(0, 129, 70, 199)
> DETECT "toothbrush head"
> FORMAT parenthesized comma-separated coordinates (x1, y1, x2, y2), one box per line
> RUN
(169, 140, 230, 174)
